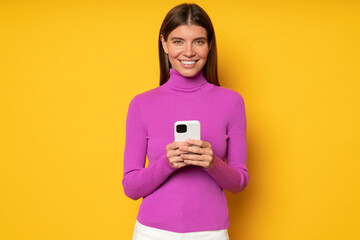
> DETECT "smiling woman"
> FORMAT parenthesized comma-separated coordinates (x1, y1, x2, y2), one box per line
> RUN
(158, 3, 219, 86)
(160, 24, 209, 77)
(123, 3, 248, 240)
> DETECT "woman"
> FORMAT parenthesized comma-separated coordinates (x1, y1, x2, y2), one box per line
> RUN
(122, 3, 249, 240)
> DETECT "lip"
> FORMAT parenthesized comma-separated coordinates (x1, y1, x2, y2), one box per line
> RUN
(179, 59, 198, 68)
(179, 59, 199, 62)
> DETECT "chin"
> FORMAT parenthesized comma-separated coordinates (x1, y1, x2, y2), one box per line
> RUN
(178, 68, 201, 77)
(181, 72, 196, 77)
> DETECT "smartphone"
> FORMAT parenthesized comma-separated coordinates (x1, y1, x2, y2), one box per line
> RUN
(174, 120, 201, 143)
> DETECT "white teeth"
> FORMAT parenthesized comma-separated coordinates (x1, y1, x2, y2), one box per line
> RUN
(181, 60, 196, 65)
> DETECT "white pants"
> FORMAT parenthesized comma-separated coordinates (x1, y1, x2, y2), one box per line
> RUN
(132, 220, 230, 240)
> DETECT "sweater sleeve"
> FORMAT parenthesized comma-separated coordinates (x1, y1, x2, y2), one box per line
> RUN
(122, 96, 177, 200)
(204, 94, 249, 194)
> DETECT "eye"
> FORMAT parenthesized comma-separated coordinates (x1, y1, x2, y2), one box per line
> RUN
(195, 40, 205, 45)
(173, 40, 182, 44)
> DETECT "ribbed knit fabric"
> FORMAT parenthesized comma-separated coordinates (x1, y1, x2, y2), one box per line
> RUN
(122, 68, 249, 233)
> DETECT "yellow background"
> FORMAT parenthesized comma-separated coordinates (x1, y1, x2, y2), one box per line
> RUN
(1, 0, 359, 239)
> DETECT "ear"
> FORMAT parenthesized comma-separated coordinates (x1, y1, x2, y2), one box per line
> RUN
(160, 35, 168, 54)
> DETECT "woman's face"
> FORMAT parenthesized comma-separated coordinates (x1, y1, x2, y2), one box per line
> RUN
(160, 24, 209, 77)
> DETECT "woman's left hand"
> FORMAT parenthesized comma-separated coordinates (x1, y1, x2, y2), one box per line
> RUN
(179, 139, 214, 169)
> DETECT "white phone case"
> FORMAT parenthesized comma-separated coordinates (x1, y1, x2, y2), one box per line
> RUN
(174, 120, 201, 142)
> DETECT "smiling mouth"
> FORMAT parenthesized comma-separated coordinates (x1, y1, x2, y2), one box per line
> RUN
(179, 60, 199, 65)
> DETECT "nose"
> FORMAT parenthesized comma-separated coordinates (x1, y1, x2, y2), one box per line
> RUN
(182, 43, 195, 57)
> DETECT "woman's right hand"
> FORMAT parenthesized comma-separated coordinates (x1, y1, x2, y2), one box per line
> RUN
(166, 141, 189, 169)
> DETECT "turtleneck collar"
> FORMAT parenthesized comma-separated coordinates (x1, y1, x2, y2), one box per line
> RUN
(158, 68, 215, 97)
(167, 68, 208, 89)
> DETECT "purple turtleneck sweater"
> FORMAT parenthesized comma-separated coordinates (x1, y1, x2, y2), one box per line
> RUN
(122, 68, 249, 233)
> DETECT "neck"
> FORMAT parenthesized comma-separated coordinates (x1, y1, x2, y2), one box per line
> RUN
(159, 68, 214, 97)
(167, 68, 207, 89)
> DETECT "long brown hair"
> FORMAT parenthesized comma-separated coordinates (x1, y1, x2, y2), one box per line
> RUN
(158, 3, 220, 86)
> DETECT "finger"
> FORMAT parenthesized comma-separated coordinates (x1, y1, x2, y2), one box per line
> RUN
(179, 144, 203, 155)
(169, 156, 189, 169)
(170, 148, 190, 158)
(172, 162, 188, 169)
(180, 153, 204, 161)
(177, 141, 192, 151)
(167, 141, 184, 151)
(166, 142, 174, 151)
(181, 154, 214, 166)
(185, 139, 210, 148)
(169, 156, 186, 163)
(175, 148, 189, 155)
(169, 156, 193, 165)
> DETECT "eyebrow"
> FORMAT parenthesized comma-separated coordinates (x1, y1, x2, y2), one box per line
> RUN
(170, 37, 207, 41)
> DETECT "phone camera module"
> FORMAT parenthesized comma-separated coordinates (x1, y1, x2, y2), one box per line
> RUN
(176, 124, 187, 133)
